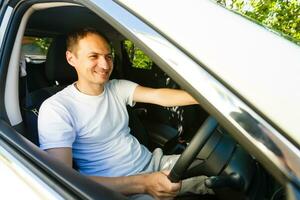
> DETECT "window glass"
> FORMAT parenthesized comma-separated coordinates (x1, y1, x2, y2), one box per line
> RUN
(215, 0, 300, 45)
(21, 36, 52, 60)
(123, 40, 153, 70)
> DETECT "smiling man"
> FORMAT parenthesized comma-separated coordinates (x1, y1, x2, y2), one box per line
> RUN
(38, 27, 212, 200)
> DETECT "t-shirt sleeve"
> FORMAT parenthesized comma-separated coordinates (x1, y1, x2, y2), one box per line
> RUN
(112, 79, 139, 107)
(38, 99, 75, 150)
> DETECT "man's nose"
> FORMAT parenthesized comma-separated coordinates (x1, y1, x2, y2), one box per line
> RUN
(97, 56, 110, 69)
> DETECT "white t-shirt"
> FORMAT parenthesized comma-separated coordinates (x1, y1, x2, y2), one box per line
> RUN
(38, 79, 152, 177)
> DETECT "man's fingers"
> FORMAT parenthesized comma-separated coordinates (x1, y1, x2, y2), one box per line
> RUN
(156, 171, 181, 194)
(159, 171, 181, 192)
(146, 171, 181, 199)
(153, 191, 177, 199)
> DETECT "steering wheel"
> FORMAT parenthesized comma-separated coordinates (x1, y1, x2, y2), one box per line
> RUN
(168, 116, 218, 182)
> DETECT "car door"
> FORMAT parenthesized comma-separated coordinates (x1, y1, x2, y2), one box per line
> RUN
(1, 0, 300, 199)
(0, 0, 129, 199)
(0, 2, 64, 199)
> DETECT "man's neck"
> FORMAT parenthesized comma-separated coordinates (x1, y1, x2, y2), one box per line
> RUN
(75, 81, 105, 96)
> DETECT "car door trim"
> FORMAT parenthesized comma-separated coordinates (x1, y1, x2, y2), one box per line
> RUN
(0, 139, 65, 199)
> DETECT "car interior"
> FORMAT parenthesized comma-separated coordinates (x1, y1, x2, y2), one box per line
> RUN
(1, 2, 286, 200)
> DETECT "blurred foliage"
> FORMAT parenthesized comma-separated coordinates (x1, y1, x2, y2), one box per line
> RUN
(33, 37, 52, 54)
(215, 0, 300, 45)
(123, 40, 152, 70)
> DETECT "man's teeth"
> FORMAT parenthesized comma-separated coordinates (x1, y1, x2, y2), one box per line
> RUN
(95, 71, 107, 74)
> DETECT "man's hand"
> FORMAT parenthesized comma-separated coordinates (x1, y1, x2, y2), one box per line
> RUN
(144, 171, 181, 200)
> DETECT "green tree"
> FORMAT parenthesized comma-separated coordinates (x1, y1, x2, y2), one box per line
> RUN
(216, 0, 300, 45)
(123, 40, 152, 70)
(34, 37, 52, 54)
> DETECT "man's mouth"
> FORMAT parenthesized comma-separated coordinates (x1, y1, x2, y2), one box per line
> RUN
(94, 70, 109, 76)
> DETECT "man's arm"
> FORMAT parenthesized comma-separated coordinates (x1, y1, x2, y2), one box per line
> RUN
(46, 148, 73, 167)
(45, 148, 181, 199)
(133, 86, 198, 107)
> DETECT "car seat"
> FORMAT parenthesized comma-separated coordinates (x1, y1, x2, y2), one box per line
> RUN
(22, 35, 77, 145)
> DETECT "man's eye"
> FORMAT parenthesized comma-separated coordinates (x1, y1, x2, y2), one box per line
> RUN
(105, 55, 113, 61)
(90, 55, 97, 59)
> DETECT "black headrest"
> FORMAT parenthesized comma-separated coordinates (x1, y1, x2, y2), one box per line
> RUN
(45, 36, 77, 84)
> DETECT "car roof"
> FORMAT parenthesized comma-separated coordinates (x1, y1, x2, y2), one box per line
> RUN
(26, 6, 123, 41)
(118, 0, 300, 146)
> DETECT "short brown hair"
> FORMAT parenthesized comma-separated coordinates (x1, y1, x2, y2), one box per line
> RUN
(66, 27, 109, 54)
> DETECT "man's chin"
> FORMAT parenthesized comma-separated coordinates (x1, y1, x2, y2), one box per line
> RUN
(94, 72, 111, 79)
(93, 76, 109, 84)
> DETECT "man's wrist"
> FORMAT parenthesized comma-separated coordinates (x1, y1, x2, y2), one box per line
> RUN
(137, 174, 149, 194)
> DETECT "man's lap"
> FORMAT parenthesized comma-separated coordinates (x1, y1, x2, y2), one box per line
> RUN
(141, 148, 180, 173)
(128, 148, 213, 199)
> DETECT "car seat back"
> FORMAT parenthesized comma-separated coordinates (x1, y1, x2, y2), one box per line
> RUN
(22, 35, 76, 145)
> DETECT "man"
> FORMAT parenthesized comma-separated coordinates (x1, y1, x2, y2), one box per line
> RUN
(38, 28, 212, 200)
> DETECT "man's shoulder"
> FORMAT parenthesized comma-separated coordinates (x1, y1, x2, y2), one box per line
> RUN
(107, 79, 136, 89)
(106, 79, 118, 86)
(105, 79, 119, 90)
(41, 84, 74, 109)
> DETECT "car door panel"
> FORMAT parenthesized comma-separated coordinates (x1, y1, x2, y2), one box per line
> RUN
(0, 119, 128, 200)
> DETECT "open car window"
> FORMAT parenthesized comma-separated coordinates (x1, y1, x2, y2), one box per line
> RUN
(21, 36, 51, 62)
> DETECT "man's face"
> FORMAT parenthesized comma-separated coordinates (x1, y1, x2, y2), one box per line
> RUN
(67, 33, 113, 86)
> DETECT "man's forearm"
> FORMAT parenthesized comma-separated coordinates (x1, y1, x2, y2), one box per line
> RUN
(89, 174, 147, 195)
(134, 86, 198, 107)
(154, 89, 198, 107)
(88, 171, 181, 198)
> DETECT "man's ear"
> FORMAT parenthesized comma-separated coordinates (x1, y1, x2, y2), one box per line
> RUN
(66, 50, 76, 67)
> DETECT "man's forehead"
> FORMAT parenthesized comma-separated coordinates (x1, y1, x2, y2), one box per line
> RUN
(87, 51, 111, 55)
(81, 33, 108, 45)
(78, 35, 110, 52)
